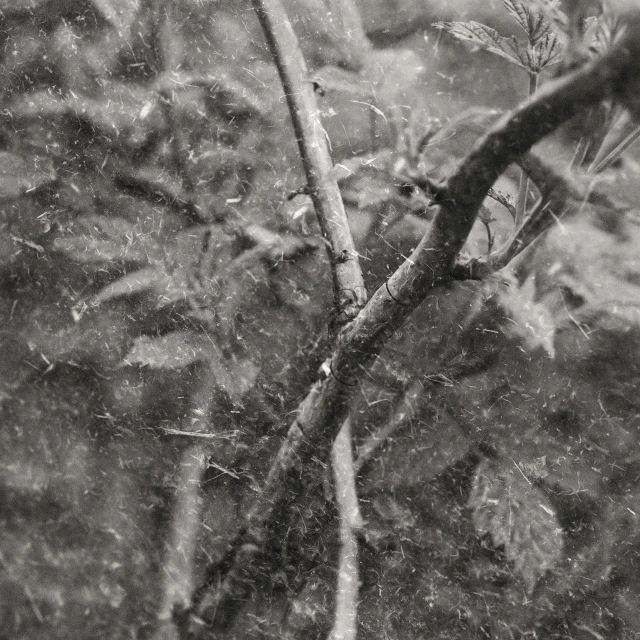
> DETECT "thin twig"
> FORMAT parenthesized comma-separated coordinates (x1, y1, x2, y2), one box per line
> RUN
(453, 147, 632, 280)
(156, 364, 220, 640)
(354, 381, 422, 475)
(186, 14, 640, 634)
(488, 187, 516, 221)
(515, 72, 538, 226)
(589, 108, 640, 173)
(328, 416, 362, 640)
(251, 0, 366, 327)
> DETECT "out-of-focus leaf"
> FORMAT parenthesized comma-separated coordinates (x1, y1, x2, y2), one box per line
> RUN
(53, 215, 162, 266)
(92, 266, 165, 305)
(210, 353, 260, 407)
(503, 0, 550, 45)
(470, 457, 564, 595)
(67, 83, 162, 149)
(170, 69, 270, 122)
(0, 0, 43, 15)
(498, 272, 556, 358)
(91, 0, 140, 37)
(7, 91, 70, 119)
(123, 330, 260, 405)
(0, 152, 56, 201)
(123, 331, 215, 369)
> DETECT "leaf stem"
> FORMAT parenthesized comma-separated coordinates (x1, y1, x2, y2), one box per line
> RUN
(515, 72, 538, 226)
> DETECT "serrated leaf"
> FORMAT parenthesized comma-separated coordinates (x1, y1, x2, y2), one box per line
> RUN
(498, 273, 556, 358)
(527, 0, 569, 31)
(436, 21, 526, 68)
(527, 30, 562, 71)
(470, 458, 564, 594)
(503, 0, 552, 45)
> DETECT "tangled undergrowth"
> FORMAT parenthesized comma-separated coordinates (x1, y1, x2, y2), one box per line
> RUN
(2, 1, 640, 639)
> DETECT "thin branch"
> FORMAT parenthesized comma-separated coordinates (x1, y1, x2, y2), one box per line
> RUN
(589, 108, 640, 173)
(251, 0, 367, 327)
(185, 14, 640, 634)
(155, 365, 219, 640)
(570, 102, 612, 169)
(488, 187, 516, 220)
(515, 72, 539, 225)
(453, 147, 633, 280)
(354, 381, 422, 475)
(328, 416, 362, 640)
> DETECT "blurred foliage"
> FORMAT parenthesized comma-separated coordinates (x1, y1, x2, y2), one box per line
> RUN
(1, 1, 640, 640)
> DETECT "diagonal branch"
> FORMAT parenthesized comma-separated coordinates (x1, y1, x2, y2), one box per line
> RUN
(185, 12, 640, 635)
(251, 0, 367, 327)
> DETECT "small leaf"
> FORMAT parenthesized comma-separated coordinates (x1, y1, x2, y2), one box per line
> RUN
(470, 458, 564, 594)
(527, 30, 562, 71)
(124, 332, 215, 369)
(498, 273, 556, 358)
(435, 21, 526, 69)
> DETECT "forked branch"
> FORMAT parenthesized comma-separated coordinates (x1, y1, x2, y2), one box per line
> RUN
(186, 10, 640, 635)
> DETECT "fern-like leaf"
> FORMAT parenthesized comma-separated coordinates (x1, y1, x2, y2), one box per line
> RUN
(503, 0, 550, 45)
(435, 21, 526, 69)
(527, 30, 562, 71)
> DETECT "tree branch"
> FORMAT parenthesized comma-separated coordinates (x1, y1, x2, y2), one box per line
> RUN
(328, 416, 362, 640)
(251, 0, 367, 327)
(185, 13, 640, 634)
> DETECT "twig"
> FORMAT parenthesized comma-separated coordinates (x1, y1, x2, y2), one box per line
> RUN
(155, 365, 219, 640)
(515, 72, 539, 226)
(354, 381, 422, 475)
(328, 416, 362, 640)
(453, 147, 632, 280)
(251, 0, 367, 327)
(186, 13, 640, 634)
(589, 108, 640, 173)
(488, 187, 516, 221)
